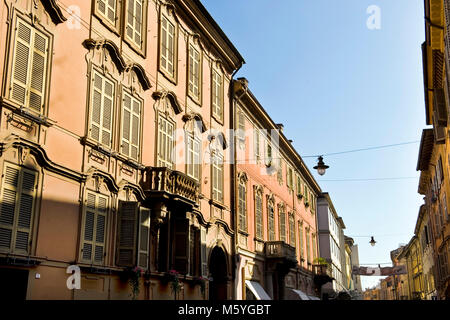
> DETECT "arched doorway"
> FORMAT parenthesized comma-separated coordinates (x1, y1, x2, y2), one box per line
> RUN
(209, 246, 228, 300)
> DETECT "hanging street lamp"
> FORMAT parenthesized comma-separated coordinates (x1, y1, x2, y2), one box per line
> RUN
(314, 156, 329, 176)
(370, 236, 377, 247)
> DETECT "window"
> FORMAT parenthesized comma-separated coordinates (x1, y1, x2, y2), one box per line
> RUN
(238, 176, 247, 232)
(255, 189, 263, 239)
(89, 69, 115, 148)
(298, 223, 304, 259)
(97, 0, 117, 26)
(186, 134, 201, 181)
(287, 166, 293, 190)
(189, 226, 200, 276)
(116, 201, 150, 269)
(157, 115, 175, 168)
(121, 91, 141, 161)
(443, 193, 449, 222)
(312, 233, 317, 262)
(211, 69, 223, 120)
(160, 15, 175, 78)
(277, 159, 283, 184)
(289, 213, 295, 247)
(296, 175, 302, 196)
(266, 140, 273, 165)
(237, 110, 245, 142)
(0, 164, 37, 255)
(80, 192, 108, 265)
(268, 201, 275, 241)
(306, 229, 311, 263)
(254, 128, 261, 163)
(279, 205, 286, 242)
(212, 152, 224, 203)
(10, 17, 49, 113)
(188, 45, 201, 101)
(125, 0, 144, 49)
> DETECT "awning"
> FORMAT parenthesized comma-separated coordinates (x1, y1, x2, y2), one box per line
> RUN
(245, 280, 271, 300)
(291, 289, 310, 300)
(308, 295, 320, 300)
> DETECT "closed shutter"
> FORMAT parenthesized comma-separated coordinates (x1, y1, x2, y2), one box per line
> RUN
(81, 192, 108, 264)
(137, 207, 150, 269)
(434, 88, 448, 126)
(255, 193, 263, 239)
(254, 128, 260, 161)
(173, 218, 189, 274)
(11, 18, 48, 113)
(238, 183, 246, 231)
(116, 201, 138, 267)
(126, 0, 143, 48)
(298, 224, 304, 258)
(90, 71, 115, 147)
(160, 16, 174, 76)
(0, 165, 37, 254)
(268, 204, 275, 241)
(98, 0, 117, 24)
(188, 45, 200, 100)
(201, 227, 208, 277)
(121, 92, 141, 160)
(279, 209, 286, 242)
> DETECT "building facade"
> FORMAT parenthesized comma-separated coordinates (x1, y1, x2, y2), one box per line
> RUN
(420, 0, 450, 300)
(0, 0, 245, 300)
(231, 78, 323, 300)
(317, 193, 347, 297)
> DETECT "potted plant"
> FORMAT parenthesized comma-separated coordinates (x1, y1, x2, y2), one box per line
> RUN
(193, 276, 207, 295)
(164, 269, 181, 299)
(122, 266, 144, 300)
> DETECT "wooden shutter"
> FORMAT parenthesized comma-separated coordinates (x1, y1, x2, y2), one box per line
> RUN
(200, 227, 208, 277)
(0, 165, 37, 254)
(90, 71, 114, 147)
(126, 0, 143, 47)
(433, 113, 446, 144)
(279, 208, 286, 242)
(255, 193, 263, 239)
(137, 207, 150, 269)
(81, 192, 108, 264)
(238, 183, 246, 231)
(434, 88, 447, 126)
(11, 18, 48, 113)
(173, 218, 189, 274)
(121, 92, 141, 160)
(116, 201, 138, 267)
(268, 204, 274, 241)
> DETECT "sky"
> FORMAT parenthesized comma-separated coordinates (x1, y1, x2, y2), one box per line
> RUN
(201, 0, 426, 290)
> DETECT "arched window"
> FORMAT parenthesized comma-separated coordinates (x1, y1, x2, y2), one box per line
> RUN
(238, 173, 247, 232)
(254, 186, 263, 240)
(267, 195, 275, 241)
(278, 203, 286, 242)
(289, 212, 295, 247)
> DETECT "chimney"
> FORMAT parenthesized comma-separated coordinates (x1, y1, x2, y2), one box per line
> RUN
(276, 123, 284, 132)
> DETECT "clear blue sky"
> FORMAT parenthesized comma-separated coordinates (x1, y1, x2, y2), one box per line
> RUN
(202, 0, 426, 290)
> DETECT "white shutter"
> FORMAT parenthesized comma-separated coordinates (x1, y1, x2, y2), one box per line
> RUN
(90, 70, 115, 147)
(10, 18, 48, 113)
(160, 16, 174, 76)
(201, 227, 208, 277)
(121, 92, 141, 160)
(137, 207, 150, 269)
(126, 0, 143, 48)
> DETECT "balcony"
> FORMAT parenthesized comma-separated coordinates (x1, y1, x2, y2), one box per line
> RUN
(265, 241, 297, 263)
(312, 264, 332, 278)
(142, 167, 199, 206)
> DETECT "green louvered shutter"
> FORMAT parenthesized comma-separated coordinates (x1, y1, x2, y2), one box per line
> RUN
(173, 218, 189, 274)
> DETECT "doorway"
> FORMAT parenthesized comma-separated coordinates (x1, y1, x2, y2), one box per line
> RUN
(208, 246, 228, 300)
(0, 268, 29, 300)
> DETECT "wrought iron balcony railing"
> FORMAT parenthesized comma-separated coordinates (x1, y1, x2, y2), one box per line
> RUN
(142, 167, 199, 205)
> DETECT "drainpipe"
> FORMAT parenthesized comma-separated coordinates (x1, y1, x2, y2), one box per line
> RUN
(229, 61, 244, 299)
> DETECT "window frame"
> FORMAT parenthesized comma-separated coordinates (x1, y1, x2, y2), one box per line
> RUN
(8, 14, 52, 116)
(87, 67, 116, 149)
(93, 0, 120, 33)
(159, 14, 178, 83)
(211, 150, 224, 203)
(123, 0, 148, 56)
(278, 204, 286, 242)
(79, 190, 110, 266)
(0, 162, 38, 255)
(238, 175, 247, 232)
(187, 43, 202, 104)
(156, 112, 176, 169)
(254, 187, 263, 240)
(211, 67, 224, 123)
(267, 199, 275, 241)
(120, 88, 143, 162)
(288, 212, 295, 248)
(185, 131, 201, 181)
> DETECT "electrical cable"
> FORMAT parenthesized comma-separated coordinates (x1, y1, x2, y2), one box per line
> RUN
(318, 177, 419, 182)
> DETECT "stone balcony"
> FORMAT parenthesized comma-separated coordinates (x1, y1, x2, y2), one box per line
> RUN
(142, 167, 199, 206)
(265, 241, 297, 265)
(312, 264, 332, 278)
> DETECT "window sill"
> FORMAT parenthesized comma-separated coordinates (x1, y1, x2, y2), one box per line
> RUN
(123, 37, 146, 59)
(159, 68, 177, 86)
(238, 230, 249, 237)
(93, 13, 121, 37)
(212, 113, 224, 126)
(209, 198, 227, 210)
(1, 98, 56, 127)
(187, 93, 202, 107)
